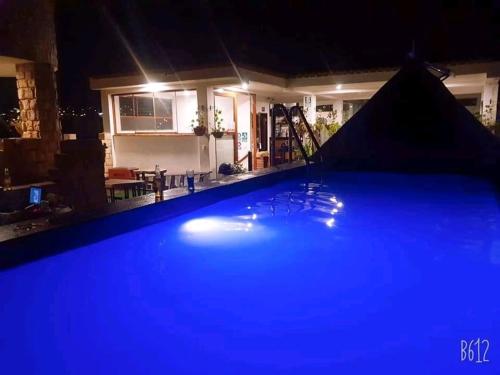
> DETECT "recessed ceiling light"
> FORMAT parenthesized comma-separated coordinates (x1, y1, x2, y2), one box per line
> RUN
(143, 82, 166, 92)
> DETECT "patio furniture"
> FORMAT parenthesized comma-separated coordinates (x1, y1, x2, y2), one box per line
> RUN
(108, 167, 138, 180)
(134, 169, 167, 191)
(105, 179, 147, 202)
(165, 170, 211, 188)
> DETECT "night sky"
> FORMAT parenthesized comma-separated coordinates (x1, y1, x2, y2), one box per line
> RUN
(2, 0, 500, 112)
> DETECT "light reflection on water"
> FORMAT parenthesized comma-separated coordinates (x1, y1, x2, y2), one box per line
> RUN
(181, 181, 344, 245)
(251, 181, 344, 228)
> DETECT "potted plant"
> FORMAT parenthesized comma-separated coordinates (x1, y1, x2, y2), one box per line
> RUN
(256, 151, 270, 168)
(191, 108, 207, 136)
(211, 108, 225, 138)
(218, 162, 246, 175)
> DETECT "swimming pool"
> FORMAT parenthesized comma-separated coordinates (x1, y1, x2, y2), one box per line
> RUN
(1, 172, 499, 374)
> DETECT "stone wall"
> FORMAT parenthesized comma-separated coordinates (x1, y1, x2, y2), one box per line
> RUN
(54, 140, 107, 212)
(0, 139, 46, 184)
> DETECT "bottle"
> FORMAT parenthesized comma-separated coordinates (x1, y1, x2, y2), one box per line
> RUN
(154, 164, 163, 200)
(3, 168, 11, 191)
(186, 170, 195, 193)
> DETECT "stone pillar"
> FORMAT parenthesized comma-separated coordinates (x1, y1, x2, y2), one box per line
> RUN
(13, 62, 61, 179)
(303, 95, 317, 125)
(481, 78, 499, 129)
(16, 63, 59, 140)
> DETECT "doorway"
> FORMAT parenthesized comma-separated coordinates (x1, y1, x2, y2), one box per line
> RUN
(214, 93, 237, 172)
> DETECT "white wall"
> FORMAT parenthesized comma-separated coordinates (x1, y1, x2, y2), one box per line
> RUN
(113, 135, 201, 172)
(176, 90, 198, 133)
(214, 95, 235, 130)
(215, 137, 235, 169)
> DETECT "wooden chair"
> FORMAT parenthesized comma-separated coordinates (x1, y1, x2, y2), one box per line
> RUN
(108, 167, 136, 180)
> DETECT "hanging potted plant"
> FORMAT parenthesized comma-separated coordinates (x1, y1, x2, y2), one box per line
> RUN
(191, 108, 207, 136)
(211, 108, 225, 138)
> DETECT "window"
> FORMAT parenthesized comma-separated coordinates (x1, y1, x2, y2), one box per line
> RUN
(113, 90, 197, 133)
(342, 100, 368, 124)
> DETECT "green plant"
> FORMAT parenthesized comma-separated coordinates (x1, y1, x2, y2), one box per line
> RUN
(191, 107, 206, 130)
(211, 108, 225, 137)
(218, 162, 246, 175)
(324, 122, 341, 137)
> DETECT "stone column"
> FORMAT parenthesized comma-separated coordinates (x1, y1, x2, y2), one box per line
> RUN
(481, 78, 499, 129)
(15, 62, 61, 176)
(16, 63, 59, 139)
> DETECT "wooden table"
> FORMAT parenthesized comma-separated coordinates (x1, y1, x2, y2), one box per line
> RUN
(105, 179, 147, 202)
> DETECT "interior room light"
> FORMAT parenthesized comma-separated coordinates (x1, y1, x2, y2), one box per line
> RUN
(336, 84, 342, 90)
(215, 88, 225, 93)
(241, 81, 249, 90)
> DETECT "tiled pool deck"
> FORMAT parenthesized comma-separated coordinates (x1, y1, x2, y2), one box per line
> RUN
(0, 162, 307, 268)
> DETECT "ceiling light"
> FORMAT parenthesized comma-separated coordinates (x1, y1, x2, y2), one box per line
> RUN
(336, 84, 342, 90)
(241, 81, 249, 90)
(143, 82, 166, 92)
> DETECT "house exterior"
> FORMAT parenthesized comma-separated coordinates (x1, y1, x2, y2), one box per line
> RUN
(90, 61, 500, 177)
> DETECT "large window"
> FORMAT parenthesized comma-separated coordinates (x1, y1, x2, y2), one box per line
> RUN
(113, 90, 197, 133)
(342, 100, 368, 124)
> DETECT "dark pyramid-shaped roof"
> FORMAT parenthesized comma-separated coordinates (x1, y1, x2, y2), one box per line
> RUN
(315, 60, 500, 173)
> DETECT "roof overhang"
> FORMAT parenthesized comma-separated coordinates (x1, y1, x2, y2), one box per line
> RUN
(0, 55, 32, 77)
(89, 61, 500, 102)
(89, 66, 286, 91)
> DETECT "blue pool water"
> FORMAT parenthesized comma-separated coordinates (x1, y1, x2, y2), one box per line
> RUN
(1, 173, 499, 374)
